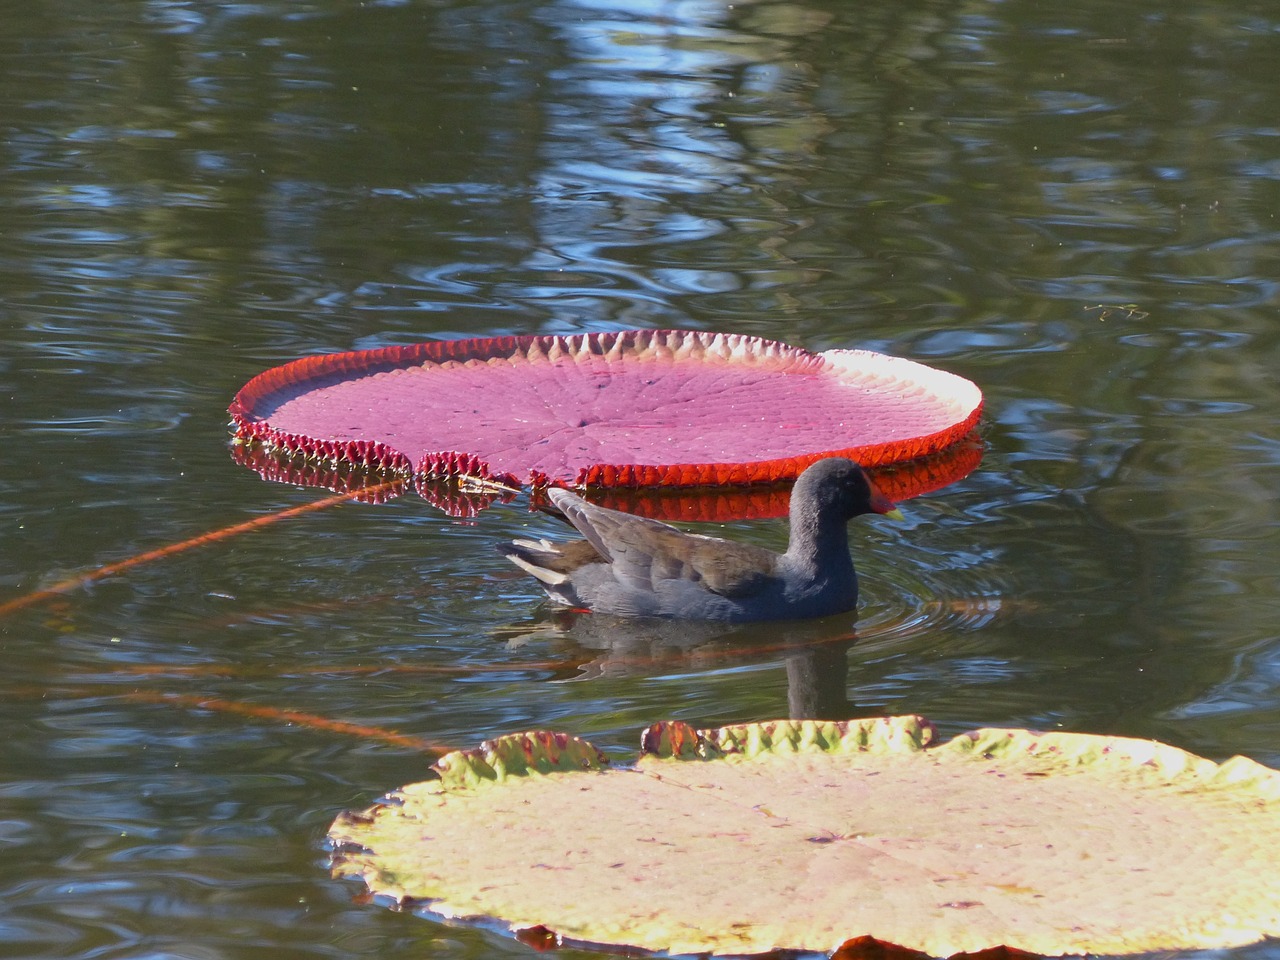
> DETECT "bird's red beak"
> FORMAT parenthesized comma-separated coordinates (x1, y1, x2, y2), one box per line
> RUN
(868, 481, 904, 520)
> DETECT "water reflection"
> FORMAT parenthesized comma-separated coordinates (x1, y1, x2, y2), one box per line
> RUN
(6, 0, 1280, 957)
(499, 610, 858, 715)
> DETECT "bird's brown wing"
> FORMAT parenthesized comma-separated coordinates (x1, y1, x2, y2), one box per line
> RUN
(549, 490, 779, 599)
(679, 535, 781, 598)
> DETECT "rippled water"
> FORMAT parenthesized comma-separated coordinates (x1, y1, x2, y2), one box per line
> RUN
(3, 1, 1280, 958)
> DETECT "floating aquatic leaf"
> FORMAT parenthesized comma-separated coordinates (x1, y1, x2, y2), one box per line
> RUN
(330, 716, 1280, 958)
(231, 331, 983, 502)
(232, 427, 982, 520)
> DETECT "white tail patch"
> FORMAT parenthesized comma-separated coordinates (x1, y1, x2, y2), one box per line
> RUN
(505, 553, 569, 587)
(511, 537, 557, 553)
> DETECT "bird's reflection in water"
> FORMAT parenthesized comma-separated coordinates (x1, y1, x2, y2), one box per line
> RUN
(497, 610, 860, 720)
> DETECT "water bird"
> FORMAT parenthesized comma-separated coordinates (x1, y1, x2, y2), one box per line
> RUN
(502, 457, 902, 621)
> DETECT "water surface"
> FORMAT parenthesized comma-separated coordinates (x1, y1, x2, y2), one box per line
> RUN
(3, 1, 1280, 958)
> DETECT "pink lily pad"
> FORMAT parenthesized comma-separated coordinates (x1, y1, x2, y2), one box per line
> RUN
(229, 330, 982, 495)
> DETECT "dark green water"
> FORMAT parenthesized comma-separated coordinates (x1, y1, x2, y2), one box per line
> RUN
(3, 1, 1279, 957)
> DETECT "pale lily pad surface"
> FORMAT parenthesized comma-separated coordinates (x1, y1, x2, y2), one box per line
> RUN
(330, 716, 1280, 958)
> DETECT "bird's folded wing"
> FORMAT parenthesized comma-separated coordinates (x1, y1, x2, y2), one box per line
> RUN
(551, 493, 779, 599)
(682, 537, 780, 598)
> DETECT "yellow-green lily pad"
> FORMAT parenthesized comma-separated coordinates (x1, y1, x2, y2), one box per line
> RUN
(329, 716, 1280, 958)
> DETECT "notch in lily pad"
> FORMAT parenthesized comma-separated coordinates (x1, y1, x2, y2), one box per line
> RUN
(330, 715, 1280, 958)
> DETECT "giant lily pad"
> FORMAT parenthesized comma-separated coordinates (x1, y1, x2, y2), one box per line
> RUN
(230, 426, 982, 519)
(329, 716, 1280, 958)
(230, 331, 982, 500)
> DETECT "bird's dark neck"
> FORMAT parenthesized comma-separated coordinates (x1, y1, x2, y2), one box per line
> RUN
(785, 507, 853, 574)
